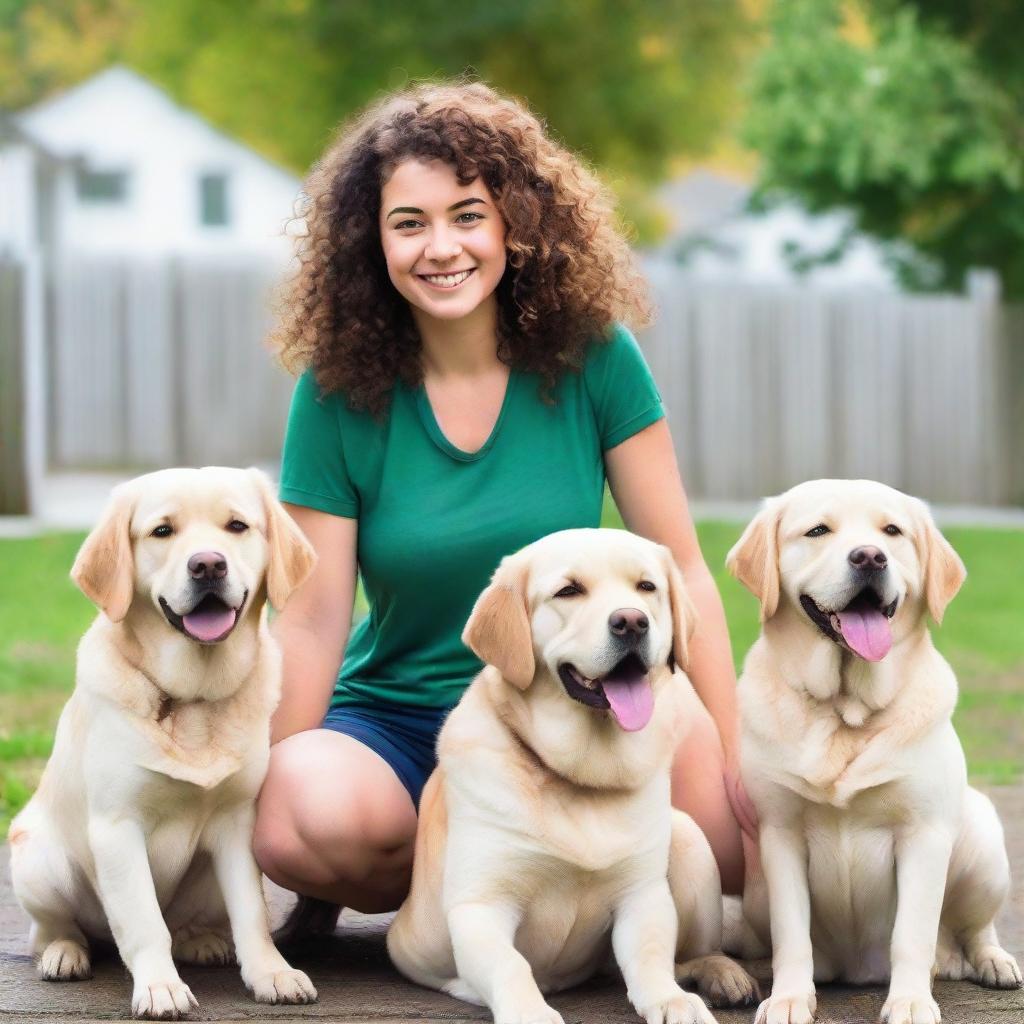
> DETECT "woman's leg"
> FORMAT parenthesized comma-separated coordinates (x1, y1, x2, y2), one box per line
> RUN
(254, 729, 419, 914)
(670, 700, 746, 896)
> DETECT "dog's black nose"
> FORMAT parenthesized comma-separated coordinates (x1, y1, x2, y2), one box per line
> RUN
(848, 545, 887, 571)
(188, 551, 228, 580)
(609, 608, 649, 640)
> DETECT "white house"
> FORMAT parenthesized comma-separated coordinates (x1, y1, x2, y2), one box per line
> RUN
(0, 113, 66, 259)
(7, 66, 301, 259)
(653, 168, 902, 289)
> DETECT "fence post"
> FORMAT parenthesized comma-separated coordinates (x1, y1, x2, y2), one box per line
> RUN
(0, 258, 28, 514)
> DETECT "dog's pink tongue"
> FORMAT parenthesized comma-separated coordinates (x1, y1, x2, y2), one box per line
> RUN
(836, 607, 892, 661)
(182, 605, 236, 642)
(603, 670, 654, 732)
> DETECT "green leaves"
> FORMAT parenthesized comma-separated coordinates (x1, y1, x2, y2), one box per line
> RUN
(743, 0, 1024, 294)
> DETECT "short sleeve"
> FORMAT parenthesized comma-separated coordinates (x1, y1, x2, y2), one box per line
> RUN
(278, 370, 359, 518)
(583, 323, 665, 450)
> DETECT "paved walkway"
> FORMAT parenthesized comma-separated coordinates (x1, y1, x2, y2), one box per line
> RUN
(2, 472, 1023, 538)
(1, 788, 1022, 1023)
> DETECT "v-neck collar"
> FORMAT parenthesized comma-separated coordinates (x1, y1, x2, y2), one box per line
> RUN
(415, 370, 518, 463)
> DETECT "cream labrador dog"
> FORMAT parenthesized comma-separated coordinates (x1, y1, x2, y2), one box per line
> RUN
(8, 467, 318, 1020)
(726, 479, 1021, 1024)
(388, 528, 756, 1024)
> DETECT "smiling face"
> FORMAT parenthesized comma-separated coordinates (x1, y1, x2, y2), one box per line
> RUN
(130, 470, 270, 644)
(379, 158, 507, 327)
(71, 467, 316, 651)
(775, 481, 920, 661)
(728, 479, 966, 663)
(463, 529, 693, 734)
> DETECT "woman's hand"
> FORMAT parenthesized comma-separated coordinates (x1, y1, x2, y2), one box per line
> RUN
(725, 754, 759, 841)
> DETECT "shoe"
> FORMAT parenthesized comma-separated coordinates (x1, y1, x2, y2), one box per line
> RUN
(272, 895, 342, 946)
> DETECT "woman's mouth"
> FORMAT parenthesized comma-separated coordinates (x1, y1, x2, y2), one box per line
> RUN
(417, 268, 475, 290)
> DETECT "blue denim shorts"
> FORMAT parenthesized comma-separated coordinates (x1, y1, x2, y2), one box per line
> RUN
(320, 702, 452, 810)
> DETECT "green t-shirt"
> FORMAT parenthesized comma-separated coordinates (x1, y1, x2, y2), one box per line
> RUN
(279, 323, 664, 709)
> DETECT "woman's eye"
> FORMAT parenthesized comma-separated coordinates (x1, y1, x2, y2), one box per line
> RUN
(883, 524, 902, 536)
(554, 583, 584, 598)
(226, 520, 249, 533)
(455, 212, 482, 224)
(637, 581, 657, 593)
(805, 524, 831, 538)
(394, 219, 421, 230)
(151, 524, 173, 538)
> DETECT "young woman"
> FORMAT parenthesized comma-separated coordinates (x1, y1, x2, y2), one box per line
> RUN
(255, 81, 753, 934)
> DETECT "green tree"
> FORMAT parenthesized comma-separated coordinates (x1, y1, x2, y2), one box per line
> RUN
(2, 1, 751, 183)
(743, 0, 1024, 294)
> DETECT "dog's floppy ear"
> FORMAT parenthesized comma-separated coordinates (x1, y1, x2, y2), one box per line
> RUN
(912, 499, 966, 624)
(661, 548, 697, 672)
(462, 553, 534, 689)
(726, 498, 781, 621)
(71, 483, 136, 622)
(250, 469, 317, 610)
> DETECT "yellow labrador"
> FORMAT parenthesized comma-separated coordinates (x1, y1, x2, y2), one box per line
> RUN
(388, 528, 756, 1024)
(8, 467, 318, 1020)
(727, 479, 1021, 1024)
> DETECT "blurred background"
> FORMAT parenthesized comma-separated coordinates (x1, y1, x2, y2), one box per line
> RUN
(0, 0, 1022, 822)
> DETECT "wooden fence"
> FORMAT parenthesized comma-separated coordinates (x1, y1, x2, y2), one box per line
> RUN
(641, 264, 1022, 505)
(46, 257, 292, 470)
(8, 255, 1024, 505)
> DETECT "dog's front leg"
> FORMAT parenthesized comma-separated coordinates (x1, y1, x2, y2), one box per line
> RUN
(612, 880, 716, 1024)
(756, 824, 816, 1024)
(447, 900, 563, 1024)
(205, 808, 317, 1005)
(881, 823, 953, 1024)
(87, 817, 198, 1019)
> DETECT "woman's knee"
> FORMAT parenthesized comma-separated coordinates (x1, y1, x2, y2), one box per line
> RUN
(254, 730, 417, 889)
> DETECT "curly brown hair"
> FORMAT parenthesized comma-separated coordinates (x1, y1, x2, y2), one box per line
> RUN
(271, 80, 651, 415)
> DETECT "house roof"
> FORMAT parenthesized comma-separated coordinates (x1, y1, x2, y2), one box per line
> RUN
(15, 66, 299, 186)
(0, 110, 67, 164)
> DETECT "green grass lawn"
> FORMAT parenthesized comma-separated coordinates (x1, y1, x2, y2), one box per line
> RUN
(2, 515, 1022, 831)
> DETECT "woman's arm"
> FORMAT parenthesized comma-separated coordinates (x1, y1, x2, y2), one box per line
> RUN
(604, 420, 738, 752)
(270, 503, 358, 745)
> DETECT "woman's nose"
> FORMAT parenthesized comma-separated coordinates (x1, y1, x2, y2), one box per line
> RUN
(424, 228, 462, 262)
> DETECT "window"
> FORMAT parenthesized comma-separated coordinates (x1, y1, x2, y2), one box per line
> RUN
(76, 169, 127, 202)
(199, 173, 229, 227)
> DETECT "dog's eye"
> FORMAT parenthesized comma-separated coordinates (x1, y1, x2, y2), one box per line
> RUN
(226, 520, 249, 533)
(883, 524, 902, 536)
(637, 581, 657, 593)
(805, 524, 830, 538)
(151, 524, 173, 538)
(554, 583, 584, 598)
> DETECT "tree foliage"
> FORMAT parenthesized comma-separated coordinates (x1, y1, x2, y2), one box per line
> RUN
(743, 0, 1024, 294)
(1, 0, 750, 189)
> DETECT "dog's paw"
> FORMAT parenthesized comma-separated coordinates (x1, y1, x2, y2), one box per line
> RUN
(933, 946, 973, 982)
(38, 938, 91, 981)
(494, 1003, 565, 1024)
(971, 946, 1023, 989)
(172, 930, 234, 966)
(880, 992, 940, 1024)
(250, 967, 318, 1004)
(755, 991, 817, 1024)
(638, 989, 716, 1024)
(131, 979, 198, 1019)
(678, 952, 759, 1007)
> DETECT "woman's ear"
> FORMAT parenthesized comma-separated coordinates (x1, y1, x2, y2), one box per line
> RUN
(71, 484, 136, 621)
(462, 553, 535, 689)
(249, 469, 317, 610)
(726, 499, 782, 622)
